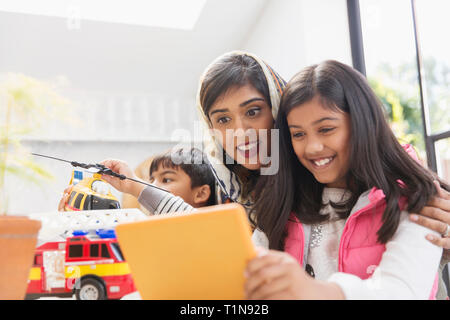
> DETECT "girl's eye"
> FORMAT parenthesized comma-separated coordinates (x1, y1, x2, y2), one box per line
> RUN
(162, 178, 173, 183)
(246, 107, 261, 117)
(319, 127, 335, 134)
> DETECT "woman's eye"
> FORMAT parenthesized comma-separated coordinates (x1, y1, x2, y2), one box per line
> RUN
(246, 107, 261, 117)
(217, 116, 230, 124)
(319, 127, 335, 134)
(162, 178, 172, 183)
(292, 132, 305, 138)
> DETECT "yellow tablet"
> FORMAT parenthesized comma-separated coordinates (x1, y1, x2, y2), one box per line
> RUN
(115, 203, 256, 300)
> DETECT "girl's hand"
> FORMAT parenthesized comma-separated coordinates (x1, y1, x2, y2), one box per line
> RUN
(244, 249, 306, 299)
(99, 159, 146, 198)
(410, 181, 450, 250)
(244, 249, 344, 300)
(58, 185, 73, 211)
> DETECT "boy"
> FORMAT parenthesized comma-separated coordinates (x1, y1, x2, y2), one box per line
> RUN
(59, 147, 215, 211)
(147, 147, 215, 208)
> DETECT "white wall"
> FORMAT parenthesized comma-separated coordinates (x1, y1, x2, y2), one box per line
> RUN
(242, 0, 352, 81)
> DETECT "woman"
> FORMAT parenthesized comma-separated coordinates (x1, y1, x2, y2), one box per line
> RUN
(99, 51, 286, 218)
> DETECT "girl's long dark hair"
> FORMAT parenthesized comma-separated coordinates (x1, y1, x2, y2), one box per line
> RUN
(252, 60, 449, 250)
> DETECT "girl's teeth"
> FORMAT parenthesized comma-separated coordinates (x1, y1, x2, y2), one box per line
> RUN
(237, 142, 257, 151)
(314, 157, 333, 166)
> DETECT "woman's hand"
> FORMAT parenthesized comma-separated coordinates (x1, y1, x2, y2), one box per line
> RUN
(410, 181, 450, 250)
(99, 159, 146, 198)
(244, 249, 344, 300)
(58, 185, 73, 211)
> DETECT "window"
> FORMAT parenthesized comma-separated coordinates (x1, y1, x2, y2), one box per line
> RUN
(83, 195, 92, 210)
(68, 245, 83, 258)
(359, 0, 426, 158)
(110, 243, 124, 262)
(90, 244, 99, 257)
(101, 244, 110, 258)
(34, 254, 42, 266)
(91, 180, 111, 195)
(73, 193, 83, 210)
(357, 0, 450, 175)
(0, 0, 207, 30)
(352, 0, 450, 296)
(435, 138, 450, 181)
(68, 192, 77, 207)
(91, 196, 120, 210)
(414, 0, 450, 181)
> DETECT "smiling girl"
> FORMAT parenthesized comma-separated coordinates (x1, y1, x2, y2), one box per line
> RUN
(247, 60, 449, 299)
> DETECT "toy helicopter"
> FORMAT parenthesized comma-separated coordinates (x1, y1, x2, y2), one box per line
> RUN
(65, 169, 121, 211)
(31, 153, 166, 212)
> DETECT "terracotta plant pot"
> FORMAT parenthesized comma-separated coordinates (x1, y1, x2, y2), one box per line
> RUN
(0, 216, 41, 300)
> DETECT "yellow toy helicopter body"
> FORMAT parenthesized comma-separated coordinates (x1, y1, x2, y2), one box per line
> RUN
(29, 153, 162, 212)
(65, 170, 121, 211)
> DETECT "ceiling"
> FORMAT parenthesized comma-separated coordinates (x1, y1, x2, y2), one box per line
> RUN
(0, 0, 269, 97)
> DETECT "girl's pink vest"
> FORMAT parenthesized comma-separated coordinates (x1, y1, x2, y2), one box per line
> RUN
(284, 187, 439, 299)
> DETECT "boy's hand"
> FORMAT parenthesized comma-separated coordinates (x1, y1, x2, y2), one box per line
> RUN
(99, 159, 146, 198)
(58, 185, 73, 211)
(410, 181, 450, 250)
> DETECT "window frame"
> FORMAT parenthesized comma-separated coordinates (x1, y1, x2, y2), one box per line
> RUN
(90, 243, 100, 257)
(68, 244, 84, 258)
(348, 0, 449, 297)
(347, 0, 450, 172)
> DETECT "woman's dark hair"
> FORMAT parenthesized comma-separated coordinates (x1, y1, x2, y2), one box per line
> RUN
(200, 53, 272, 115)
(150, 147, 216, 206)
(199, 53, 272, 197)
(252, 60, 449, 250)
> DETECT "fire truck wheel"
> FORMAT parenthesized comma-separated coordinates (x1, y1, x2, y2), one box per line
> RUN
(76, 278, 107, 300)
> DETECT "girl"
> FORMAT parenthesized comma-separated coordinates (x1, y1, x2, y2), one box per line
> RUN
(246, 60, 449, 299)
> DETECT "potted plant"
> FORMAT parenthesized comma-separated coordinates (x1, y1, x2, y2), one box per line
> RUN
(0, 73, 71, 299)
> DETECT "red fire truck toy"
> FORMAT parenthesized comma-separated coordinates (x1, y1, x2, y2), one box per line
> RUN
(26, 229, 136, 300)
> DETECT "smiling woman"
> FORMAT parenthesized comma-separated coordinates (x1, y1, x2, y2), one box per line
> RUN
(197, 52, 286, 207)
(206, 84, 274, 171)
(98, 51, 286, 219)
